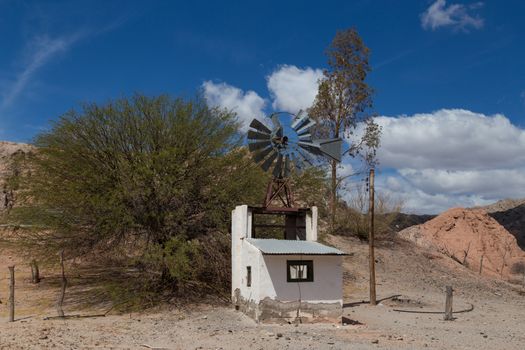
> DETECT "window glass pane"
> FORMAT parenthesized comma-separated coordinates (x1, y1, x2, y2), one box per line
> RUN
(290, 265, 299, 279)
(299, 265, 307, 279)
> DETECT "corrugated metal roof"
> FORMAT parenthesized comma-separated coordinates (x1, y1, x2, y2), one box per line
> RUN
(246, 238, 346, 255)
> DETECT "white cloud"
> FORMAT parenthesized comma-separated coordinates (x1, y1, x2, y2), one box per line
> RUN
(201, 72, 525, 215)
(202, 65, 323, 128)
(339, 162, 355, 179)
(421, 0, 484, 32)
(267, 65, 323, 113)
(1, 35, 79, 110)
(375, 109, 525, 170)
(379, 174, 492, 214)
(399, 168, 525, 199)
(374, 109, 525, 213)
(202, 81, 266, 130)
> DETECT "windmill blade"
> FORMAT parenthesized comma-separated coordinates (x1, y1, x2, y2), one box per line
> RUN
(318, 138, 343, 162)
(298, 127, 312, 136)
(261, 150, 279, 172)
(297, 138, 343, 163)
(249, 119, 271, 134)
(290, 150, 312, 175)
(298, 133, 312, 141)
(296, 119, 316, 134)
(247, 130, 272, 141)
(297, 141, 324, 157)
(291, 115, 309, 130)
(296, 149, 314, 166)
(271, 114, 283, 137)
(248, 140, 272, 152)
(253, 146, 274, 163)
(272, 154, 284, 178)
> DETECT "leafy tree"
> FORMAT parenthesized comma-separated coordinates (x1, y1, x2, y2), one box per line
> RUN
(293, 167, 330, 215)
(6, 94, 269, 294)
(4, 94, 332, 300)
(309, 28, 381, 229)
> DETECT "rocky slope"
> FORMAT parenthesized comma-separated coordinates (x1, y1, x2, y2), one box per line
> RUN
(474, 199, 525, 250)
(476, 198, 525, 213)
(399, 207, 525, 282)
(388, 212, 435, 232)
(489, 204, 525, 250)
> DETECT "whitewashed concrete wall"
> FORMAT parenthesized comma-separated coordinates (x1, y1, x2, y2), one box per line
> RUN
(259, 254, 342, 303)
(305, 206, 318, 241)
(239, 242, 261, 302)
(231, 205, 253, 300)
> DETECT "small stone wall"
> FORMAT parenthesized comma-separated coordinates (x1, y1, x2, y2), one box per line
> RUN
(233, 289, 341, 324)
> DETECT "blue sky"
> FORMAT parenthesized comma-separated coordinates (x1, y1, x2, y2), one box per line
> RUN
(1, 0, 525, 213)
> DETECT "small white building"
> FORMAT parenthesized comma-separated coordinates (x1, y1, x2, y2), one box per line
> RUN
(231, 205, 346, 323)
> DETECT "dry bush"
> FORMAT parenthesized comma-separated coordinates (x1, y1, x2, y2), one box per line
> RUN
(333, 185, 404, 240)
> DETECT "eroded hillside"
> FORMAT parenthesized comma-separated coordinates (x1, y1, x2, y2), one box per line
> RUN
(399, 207, 525, 282)
(481, 199, 525, 250)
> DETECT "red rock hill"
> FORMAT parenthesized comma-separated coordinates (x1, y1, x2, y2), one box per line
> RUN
(399, 207, 525, 281)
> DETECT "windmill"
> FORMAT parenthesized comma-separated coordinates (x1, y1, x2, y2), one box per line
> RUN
(247, 112, 343, 209)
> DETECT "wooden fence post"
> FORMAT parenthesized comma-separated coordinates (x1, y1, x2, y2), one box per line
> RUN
(479, 255, 484, 275)
(8, 266, 15, 322)
(31, 259, 40, 284)
(368, 168, 377, 306)
(444, 286, 453, 321)
(56, 250, 67, 317)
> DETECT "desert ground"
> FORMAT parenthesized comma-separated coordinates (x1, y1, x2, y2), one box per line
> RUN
(1, 234, 524, 350)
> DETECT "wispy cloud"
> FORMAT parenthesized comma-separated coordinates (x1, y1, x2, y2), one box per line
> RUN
(374, 49, 415, 70)
(0, 5, 132, 113)
(0, 34, 81, 110)
(421, 0, 484, 32)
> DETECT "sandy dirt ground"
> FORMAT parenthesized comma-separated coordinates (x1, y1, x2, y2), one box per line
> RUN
(1, 236, 524, 349)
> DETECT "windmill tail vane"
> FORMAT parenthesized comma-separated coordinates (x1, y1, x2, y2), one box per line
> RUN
(247, 112, 343, 208)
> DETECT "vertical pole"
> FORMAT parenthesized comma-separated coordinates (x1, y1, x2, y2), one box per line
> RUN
(56, 249, 67, 317)
(8, 265, 15, 322)
(331, 160, 337, 230)
(444, 286, 453, 320)
(368, 168, 376, 306)
(479, 255, 484, 275)
(31, 259, 40, 284)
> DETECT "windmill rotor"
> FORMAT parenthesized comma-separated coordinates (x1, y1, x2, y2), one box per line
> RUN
(247, 112, 343, 179)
